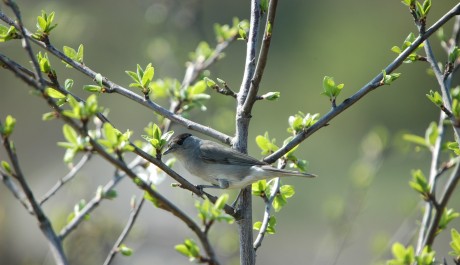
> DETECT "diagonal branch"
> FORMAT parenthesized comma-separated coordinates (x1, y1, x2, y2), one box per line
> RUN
(0, 169, 33, 213)
(264, 3, 460, 164)
(0, 10, 232, 145)
(103, 196, 146, 265)
(39, 152, 92, 205)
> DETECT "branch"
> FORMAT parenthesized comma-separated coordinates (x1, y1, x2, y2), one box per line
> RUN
(0, 169, 33, 213)
(234, 1, 262, 265)
(0, 52, 222, 264)
(0, 10, 232, 145)
(0, 51, 236, 217)
(242, 0, 279, 114)
(416, 112, 446, 253)
(253, 177, 280, 251)
(264, 3, 460, 164)
(422, 161, 460, 248)
(39, 152, 92, 205)
(103, 196, 146, 265)
(1, 125, 68, 265)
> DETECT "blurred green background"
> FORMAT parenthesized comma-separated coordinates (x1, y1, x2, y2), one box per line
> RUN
(1, 0, 460, 264)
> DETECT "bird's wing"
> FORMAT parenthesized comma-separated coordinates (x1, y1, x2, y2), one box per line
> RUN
(199, 140, 266, 166)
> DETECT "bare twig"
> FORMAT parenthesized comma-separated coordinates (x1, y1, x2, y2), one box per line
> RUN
(253, 177, 280, 251)
(422, 162, 460, 248)
(416, 112, 446, 253)
(0, 169, 33, 213)
(103, 196, 146, 265)
(39, 152, 92, 205)
(264, 3, 460, 164)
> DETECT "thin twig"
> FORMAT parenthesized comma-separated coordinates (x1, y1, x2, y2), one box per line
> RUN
(416, 112, 446, 253)
(253, 177, 280, 251)
(103, 196, 146, 265)
(264, 3, 460, 164)
(39, 152, 92, 205)
(0, 169, 33, 213)
(422, 162, 460, 248)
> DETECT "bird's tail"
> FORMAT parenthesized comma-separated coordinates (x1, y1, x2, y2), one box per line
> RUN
(259, 165, 317, 178)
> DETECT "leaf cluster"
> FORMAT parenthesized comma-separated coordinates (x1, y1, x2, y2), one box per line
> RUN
(32, 10, 57, 39)
(141, 123, 174, 156)
(0, 25, 18, 42)
(126, 63, 155, 96)
(391, 33, 425, 63)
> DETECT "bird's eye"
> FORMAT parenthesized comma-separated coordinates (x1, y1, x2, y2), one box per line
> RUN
(175, 133, 192, 145)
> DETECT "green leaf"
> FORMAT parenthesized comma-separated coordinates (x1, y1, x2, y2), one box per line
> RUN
(1, 160, 12, 174)
(37, 16, 47, 31)
(255, 132, 279, 155)
(103, 123, 118, 145)
(175, 244, 191, 257)
(83, 85, 102, 93)
(184, 239, 200, 258)
(388, 242, 415, 265)
(214, 193, 228, 210)
(64, 79, 74, 91)
(402, 133, 428, 148)
(280, 185, 295, 198)
(449, 229, 460, 260)
(391, 46, 402, 54)
(103, 189, 117, 200)
(425, 122, 438, 147)
(45, 87, 66, 99)
(253, 217, 277, 234)
(439, 208, 460, 231)
(426, 90, 443, 107)
(261, 91, 281, 101)
(118, 244, 133, 256)
(449, 47, 460, 64)
(1, 115, 16, 136)
(189, 80, 207, 95)
(204, 77, 217, 87)
(409, 169, 430, 200)
(63, 46, 77, 59)
(415, 246, 435, 265)
(141, 64, 154, 87)
(260, 0, 269, 13)
(125, 70, 140, 84)
(321, 76, 344, 101)
(62, 124, 78, 144)
(252, 179, 268, 196)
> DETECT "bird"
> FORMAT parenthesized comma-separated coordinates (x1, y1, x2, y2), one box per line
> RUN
(162, 133, 316, 189)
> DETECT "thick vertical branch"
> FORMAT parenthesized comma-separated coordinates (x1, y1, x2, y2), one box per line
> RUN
(234, 1, 261, 265)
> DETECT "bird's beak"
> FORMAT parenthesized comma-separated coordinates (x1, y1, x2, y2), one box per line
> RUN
(162, 146, 173, 156)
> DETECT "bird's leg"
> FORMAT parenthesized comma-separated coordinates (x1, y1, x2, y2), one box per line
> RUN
(231, 189, 243, 208)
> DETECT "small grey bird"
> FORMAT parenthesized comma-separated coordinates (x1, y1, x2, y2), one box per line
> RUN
(163, 133, 316, 189)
